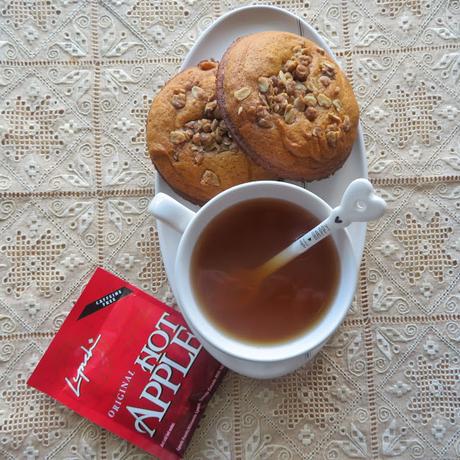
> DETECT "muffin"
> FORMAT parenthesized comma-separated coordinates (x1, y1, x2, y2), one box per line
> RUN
(216, 32, 360, 181)
(146, 60, 274, 204)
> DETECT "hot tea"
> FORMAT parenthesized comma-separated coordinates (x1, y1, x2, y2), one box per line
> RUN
(191, 198, 340, 344)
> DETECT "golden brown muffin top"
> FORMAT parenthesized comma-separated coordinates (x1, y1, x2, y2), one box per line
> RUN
(147, 60, 273, 204)
(217, 32, 360, 181)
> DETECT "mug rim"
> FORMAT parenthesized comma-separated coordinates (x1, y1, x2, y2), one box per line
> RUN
(174, 181, 358, 363)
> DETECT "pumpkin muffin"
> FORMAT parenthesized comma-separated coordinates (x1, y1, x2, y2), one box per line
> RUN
(216, 32, 360, 181)
(146, 60, 274, 204)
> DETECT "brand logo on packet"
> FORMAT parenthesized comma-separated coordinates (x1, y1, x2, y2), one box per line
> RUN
(65, 334, 102, 397)
(126, 312, 202, 438)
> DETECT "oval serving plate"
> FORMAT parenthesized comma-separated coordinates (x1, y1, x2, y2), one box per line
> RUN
(155, 5, 367, 300)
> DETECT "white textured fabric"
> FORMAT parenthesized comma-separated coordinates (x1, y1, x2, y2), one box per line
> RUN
(0, 1, 459, 459)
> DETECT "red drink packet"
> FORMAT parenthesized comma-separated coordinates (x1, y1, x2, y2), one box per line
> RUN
(28, 268, 226, 460)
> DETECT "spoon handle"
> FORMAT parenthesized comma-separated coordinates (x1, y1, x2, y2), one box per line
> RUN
(255, 179, 387, 280)
(256, 219, 333, 279)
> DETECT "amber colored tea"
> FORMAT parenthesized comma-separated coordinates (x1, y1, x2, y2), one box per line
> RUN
(191, 198, 340, 344)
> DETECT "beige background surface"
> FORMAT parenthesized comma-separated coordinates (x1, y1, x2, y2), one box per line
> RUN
(0, 0, 459, 459)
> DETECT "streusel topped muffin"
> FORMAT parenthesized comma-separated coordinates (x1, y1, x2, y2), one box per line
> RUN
(147, 60, 273, 204)
(216, 32, 360, 181)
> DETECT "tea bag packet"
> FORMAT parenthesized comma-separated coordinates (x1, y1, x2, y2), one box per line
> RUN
(28, 268, 226, 460)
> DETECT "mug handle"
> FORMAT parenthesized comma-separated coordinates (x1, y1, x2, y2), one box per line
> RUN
(148, 193, 196, 234)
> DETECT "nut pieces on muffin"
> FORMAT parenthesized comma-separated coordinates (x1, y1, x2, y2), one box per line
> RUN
(146, 32, 361, 204)
(146, 60, 274, 204)
(217, 32, 360, 181)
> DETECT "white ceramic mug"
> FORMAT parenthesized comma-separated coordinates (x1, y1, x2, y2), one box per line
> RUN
(148, 181, 358, 378)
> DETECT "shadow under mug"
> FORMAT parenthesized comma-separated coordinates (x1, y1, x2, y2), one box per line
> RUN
(149, 181, 358, 378)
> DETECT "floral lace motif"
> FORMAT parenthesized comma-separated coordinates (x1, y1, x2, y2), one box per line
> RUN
(0, 1, 459, 459)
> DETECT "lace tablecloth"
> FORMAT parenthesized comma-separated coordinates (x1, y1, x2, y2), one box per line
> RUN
(0, 1, 459, 459)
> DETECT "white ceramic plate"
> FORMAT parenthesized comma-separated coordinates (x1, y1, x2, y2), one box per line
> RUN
(155, 6, 367, 300)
